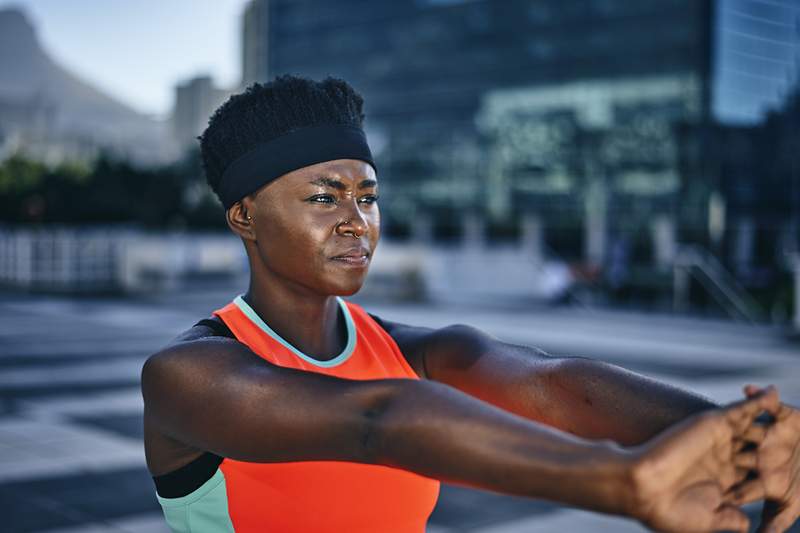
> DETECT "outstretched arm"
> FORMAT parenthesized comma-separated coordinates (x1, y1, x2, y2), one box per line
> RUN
(382, 320, 717, 446)
(142, 335, 779, 532)
(382, 319, 800, 532)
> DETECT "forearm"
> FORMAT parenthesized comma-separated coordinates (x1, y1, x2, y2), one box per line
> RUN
(425, 326, 717, 448)
(371, 378, 635, 516)
(533, 356, 718, 445)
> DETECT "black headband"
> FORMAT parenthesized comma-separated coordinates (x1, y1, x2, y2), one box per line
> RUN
(218, 124, 376, 210)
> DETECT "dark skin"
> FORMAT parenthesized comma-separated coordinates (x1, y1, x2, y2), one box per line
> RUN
(142, 159, 798, 533)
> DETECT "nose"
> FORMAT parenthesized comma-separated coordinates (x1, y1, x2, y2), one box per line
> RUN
(335, 198, 369, 238)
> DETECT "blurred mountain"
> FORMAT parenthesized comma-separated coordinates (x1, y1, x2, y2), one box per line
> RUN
(0, 7, 177, 164)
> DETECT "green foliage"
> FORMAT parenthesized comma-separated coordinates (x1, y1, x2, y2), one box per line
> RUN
(0, 155, 47, 193)
(0, 151, 226, 229)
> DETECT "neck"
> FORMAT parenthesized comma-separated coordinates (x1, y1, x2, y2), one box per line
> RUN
(244, 258, 345, 362)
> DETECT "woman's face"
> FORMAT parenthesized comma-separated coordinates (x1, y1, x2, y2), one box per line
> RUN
(240, 158, 380, 296)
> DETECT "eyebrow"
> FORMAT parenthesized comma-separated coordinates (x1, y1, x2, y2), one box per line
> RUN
(309, 177, 378, 190)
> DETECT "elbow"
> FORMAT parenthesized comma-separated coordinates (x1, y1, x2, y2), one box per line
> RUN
(360, 397, 390, 464)
(541, 356, 600, 405)
(548, 355, 600, 381)
(358, 378, 428, 465)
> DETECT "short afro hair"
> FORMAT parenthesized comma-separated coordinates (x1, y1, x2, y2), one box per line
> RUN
(199, 74, 367, 203)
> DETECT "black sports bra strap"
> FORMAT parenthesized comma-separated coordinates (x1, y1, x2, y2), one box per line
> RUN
(153, 452, 224, 498)
(194, 317, 235, 339)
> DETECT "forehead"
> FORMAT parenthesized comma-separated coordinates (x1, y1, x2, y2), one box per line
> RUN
(281, 159, 377, 187)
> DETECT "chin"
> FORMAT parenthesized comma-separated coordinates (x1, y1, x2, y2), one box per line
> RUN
(327, 276, 367, 297)
(334, 282, 364, 297)
(336, 287, 361, 297)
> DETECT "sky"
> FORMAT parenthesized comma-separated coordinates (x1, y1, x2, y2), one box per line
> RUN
(6, 0, 798, 125)
(3, 0, 250, 118)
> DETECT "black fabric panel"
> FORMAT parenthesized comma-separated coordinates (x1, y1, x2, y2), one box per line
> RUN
(152, 452, 224, 498)
(194, 317, 235, 339)
(367, 312, 387, 331)
(150, 317, 231, 498)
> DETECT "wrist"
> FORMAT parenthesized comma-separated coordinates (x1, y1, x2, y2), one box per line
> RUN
(538, 438, 639, 517)
(622, 443, 670, 527)
(586, 440, 640, 518)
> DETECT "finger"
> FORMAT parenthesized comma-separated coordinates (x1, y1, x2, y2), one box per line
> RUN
(742, 424, 768, 444)
(727, 478, 767, 505)
(775, 402, 795, 422)
(734, 438, 760, 453)
(732, 466, 752, 486)
(725, 386, 781, 432)
(713, 504, 750, 533)
(733, 451, 758, 469)
(722, 466, 756, 495)
(745, 384, 763, 397)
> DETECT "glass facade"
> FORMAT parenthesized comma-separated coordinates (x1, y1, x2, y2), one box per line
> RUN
(713, 0, 800, 124)
(248, 0, 712, 238)
(241, 0, 797, 281)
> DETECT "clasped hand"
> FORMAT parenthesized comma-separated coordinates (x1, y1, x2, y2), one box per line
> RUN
(628, 385, 799, 533)
(726, 385, 800, 533)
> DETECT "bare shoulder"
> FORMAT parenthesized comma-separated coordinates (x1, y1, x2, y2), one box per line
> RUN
(141, 320, 256, 475)
(142, 319, 249, 395)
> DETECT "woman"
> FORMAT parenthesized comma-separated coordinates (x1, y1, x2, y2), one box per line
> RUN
(141, 75, 800, 533)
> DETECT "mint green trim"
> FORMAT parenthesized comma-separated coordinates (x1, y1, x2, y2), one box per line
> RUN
(156, 468, 235, 533)
(233, 294, 357, 368)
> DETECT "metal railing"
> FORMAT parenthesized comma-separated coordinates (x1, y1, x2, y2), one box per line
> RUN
(0, 226, 245, 293)
(673, 245, 764, 323)
(793, 253, 800, 332)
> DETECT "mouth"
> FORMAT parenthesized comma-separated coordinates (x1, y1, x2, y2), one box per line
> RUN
(330, 247, 371, 268)
(330, 255, 370, 267)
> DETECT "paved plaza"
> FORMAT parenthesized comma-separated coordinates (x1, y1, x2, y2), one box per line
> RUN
(0, 285, 798, 532)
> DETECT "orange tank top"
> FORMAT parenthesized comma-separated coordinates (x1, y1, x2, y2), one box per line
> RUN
(208, 295, 440, 532)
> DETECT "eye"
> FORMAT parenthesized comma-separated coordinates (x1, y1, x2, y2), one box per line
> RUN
(360, 195, 380, 205)
(308, 194, 336, 204)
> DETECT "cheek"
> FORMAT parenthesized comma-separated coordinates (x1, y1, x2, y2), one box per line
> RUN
(369, 208, 381, 242)
(257, 212, 330, 263)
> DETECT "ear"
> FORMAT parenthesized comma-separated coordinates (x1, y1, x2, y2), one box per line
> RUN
(226, 199, 257, 241)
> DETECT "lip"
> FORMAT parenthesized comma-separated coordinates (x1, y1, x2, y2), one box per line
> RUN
(331, 247, 371, 260)
(330, 247, 371, 268)
(331, 255, 370, 268)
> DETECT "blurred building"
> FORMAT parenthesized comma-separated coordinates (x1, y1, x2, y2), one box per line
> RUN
(242, 0, 270, 88)
(243, 1, 708, 239)
(172, 75, 230, 152)
(706, 0, 800, 300)
(713, 86, 800, 277)
(240, 0, 799, 307)
(713, 0, 799, 125)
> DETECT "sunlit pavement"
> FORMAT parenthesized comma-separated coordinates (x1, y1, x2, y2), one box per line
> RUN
(0, 286, 798, 532)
